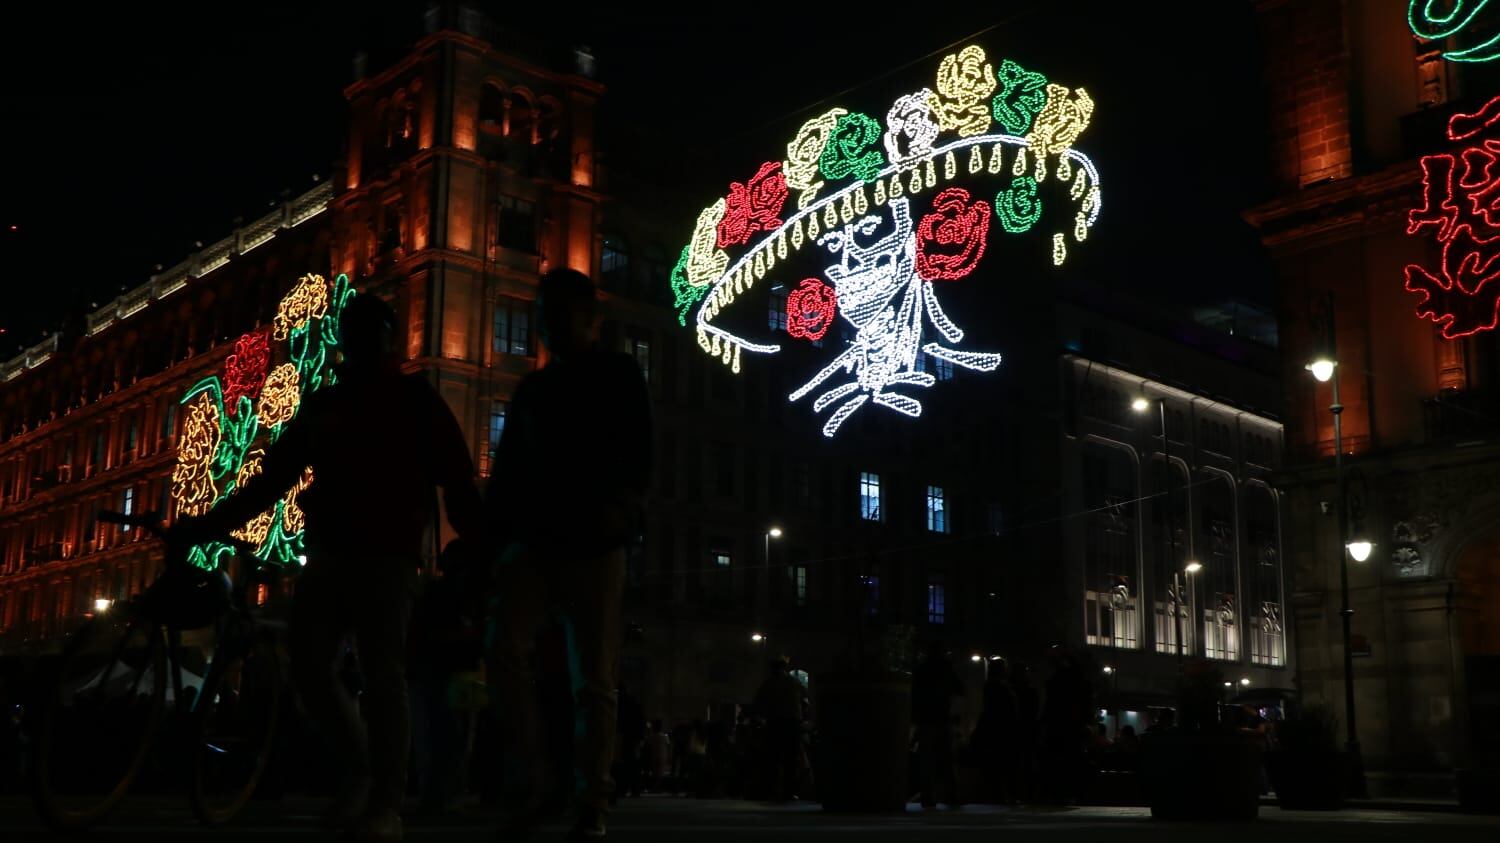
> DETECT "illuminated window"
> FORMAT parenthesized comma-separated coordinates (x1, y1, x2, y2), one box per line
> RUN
(492, 297, 533, 356)
(926, 485, 948, 533)
(768, 287, 788, 332)
(927, 574, 946, 624)
(124, 415, 139, 460)
(601, 236, 630, 291)
(490, 195, 536, 255)
(793, 564, 808, 607)
(120, 487, 135, 532)
(790, 669, 810, 689)
(933, 355, 953, 381)
(632, 338, 651, 384)
(859, 472, 883, 522)
(713, 551, 731, 568)
(479, 400, 507, 477)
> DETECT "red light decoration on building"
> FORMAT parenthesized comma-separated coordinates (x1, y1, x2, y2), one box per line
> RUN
(222, 329, 272, 416)
(716, 161, 789, 248)
(786, 278, 837, 341)
(915, 187, 991, 281)
(1405, 94, 1500, 339)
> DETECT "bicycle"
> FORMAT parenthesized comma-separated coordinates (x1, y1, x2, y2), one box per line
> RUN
(31, 510, 288, 830)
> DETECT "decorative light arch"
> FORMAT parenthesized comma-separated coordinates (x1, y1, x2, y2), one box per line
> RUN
(668, 45, 1103, 436)
(1405, 95, 1500, 339)
(169, 273, 355, 568)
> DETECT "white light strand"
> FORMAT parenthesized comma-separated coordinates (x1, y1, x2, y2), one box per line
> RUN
(884, 89, 940, 171)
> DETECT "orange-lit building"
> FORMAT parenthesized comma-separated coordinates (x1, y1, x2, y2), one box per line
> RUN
(1247, 0, 1500, 793)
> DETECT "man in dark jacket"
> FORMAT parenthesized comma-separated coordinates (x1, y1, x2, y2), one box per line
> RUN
(171, 293, 484, 842)
(487, 268, 652, 841)
(912, 641, 964, 809)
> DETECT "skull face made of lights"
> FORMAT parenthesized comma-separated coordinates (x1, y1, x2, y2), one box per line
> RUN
(671, 45, 1103, 437)
(170, 273, 355, 569)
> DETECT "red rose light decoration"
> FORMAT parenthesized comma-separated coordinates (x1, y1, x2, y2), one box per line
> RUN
(716, 161, 789, 248)
(915, 187, 992, 281)
(786, 278, 838, 341)
(1405, 94, 1500, 339)
(222, 329, 272, 415)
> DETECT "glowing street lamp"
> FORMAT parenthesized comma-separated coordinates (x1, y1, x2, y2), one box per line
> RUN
(1240, 678, 1252, 687)
(1184, 561, 1203, 574)
(93, 598, 112, 613)
(1306, 358, 1336, 383)
(1131, 396, 1151, 413)
(1346, 539, 1373, 563)
(970, 653, 983, 663)
(751, 632, 765, 643)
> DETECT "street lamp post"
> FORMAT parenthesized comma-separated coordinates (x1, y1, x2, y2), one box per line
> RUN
(1135, 396, 1184, 663)
(1307, 292, 1368, 798)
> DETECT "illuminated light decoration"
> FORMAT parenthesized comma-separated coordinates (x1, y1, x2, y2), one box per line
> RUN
(995, 176, 1042, 233)
(819, 112, 886, 184)
(687, 199, 729, 288)
(171, 390, 222, 518)
(1404, 94, 1500, 339)
(273, 273, 330, 341)
(788, 197, 1002, 436)
(222, 329, 272, 416)
(670, 45, 1102, 435)
(786, 278, 838, 341)
(784, 108, 848, 209)
(670, 246, 705, 327)
(915, 188, 992, 281)
(992, 59, 1048, 135)
(1026, 84, 1095, 181)
(1409, 0, 1500, 63)
(928, 45, 996, 138)
(884, 89, 941, 170)
(171, 273, 355, 568)
(716, 161, 788, 249)
(256, 364, 302, 429)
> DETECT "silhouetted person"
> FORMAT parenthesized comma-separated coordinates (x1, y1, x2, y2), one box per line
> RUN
(912, 641, 964, 809)
(613, 685, 646, 802)
(486, 269, 652, 841)
(753, 658, 804, 802)
(1010, 663, 1040, 803)
(970, 658, 1017, 803)
(409, 539, 484, 813)
(170, 292, 484, 842)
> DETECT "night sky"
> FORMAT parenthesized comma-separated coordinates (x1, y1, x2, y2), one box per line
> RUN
(0, 1, 1269, 355)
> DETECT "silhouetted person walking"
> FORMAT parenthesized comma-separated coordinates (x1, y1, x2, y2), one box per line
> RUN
(970, 658, 1017, 803)
(1010, 663, 1040, 803)
(486, 269, 652, 841)
(753, 657, 804, 802)
(170, 293, 484, 842)
(912, 641, 964, 809)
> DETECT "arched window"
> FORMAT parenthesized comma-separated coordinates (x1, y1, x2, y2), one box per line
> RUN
(510, 91, 535, 146)
(1246, 484, 1284, 666)
(479, 82, 507, 159)
(1197, 471, 1238, 661)
(1150, 455, 1191, 655)
(1082, 440, 1140, 650)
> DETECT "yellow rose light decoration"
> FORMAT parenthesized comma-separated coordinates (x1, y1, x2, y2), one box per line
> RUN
(229, 450, 275, 546)
(273, 273, 331, 340)
(928, 45, 996, 138)
(784, 108, 848, 209)
(171, 392, 222, 518)
(256, 363, 301, 428)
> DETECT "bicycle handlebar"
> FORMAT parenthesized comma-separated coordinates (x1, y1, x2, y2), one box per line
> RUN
(98, 511, 261, 558)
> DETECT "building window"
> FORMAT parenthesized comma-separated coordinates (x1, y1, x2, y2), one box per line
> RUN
(123, 415, 139, 460)
(768, 287, 788, 332)
(859, 472, 882, 522)
(1084, 442, 1141, 650)
(601, 237, 630, 292)
(926, 485, 948, 533)
(713, 551, 731, 568)
(492, 297, 533, 357)
(1247, 484, 1284, 667)
(932, 355, 953, 381)
(160, 401, 178, 444)
(479, 400, 507, 477)
(491, 195, 537, 255)
(927, 574, 946, 624)
(632, 338, 651, 384)
(120, 487, 135, 532)
(793, 564, 808, 607)
(91, 429, 106, 475)
(1199, 473, 1239, 661)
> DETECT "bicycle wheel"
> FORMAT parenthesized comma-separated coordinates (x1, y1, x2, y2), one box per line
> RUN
(33, 610, 165, 830)
(190, 629, 283, 825)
